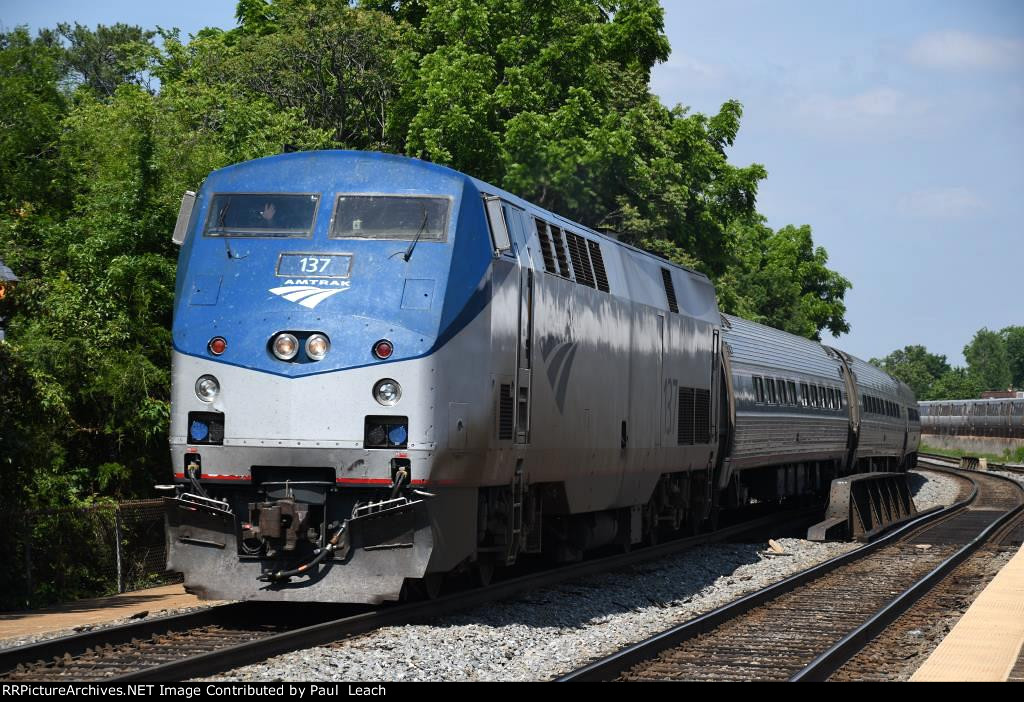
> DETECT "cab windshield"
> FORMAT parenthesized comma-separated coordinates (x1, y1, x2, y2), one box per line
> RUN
(204, 193, 320, 238)
(329, 195, 450, 241)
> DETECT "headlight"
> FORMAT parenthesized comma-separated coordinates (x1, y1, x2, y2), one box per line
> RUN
(272, 333, 299, 360)
(373, 378, 402, 406)
(195, 375, 220, 402)
(306, 333, 330, 361)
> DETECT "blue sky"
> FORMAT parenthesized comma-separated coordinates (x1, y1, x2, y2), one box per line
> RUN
(3, 1, 1022, 365)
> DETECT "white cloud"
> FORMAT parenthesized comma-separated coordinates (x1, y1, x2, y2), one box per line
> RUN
(897, 187, 986, 218)
(909, 31, 1024, 70)
(795, 88, 930, 136)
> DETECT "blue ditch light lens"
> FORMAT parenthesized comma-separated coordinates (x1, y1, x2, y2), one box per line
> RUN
(190, 419, 210, 442)
(388, 425, 408, 446)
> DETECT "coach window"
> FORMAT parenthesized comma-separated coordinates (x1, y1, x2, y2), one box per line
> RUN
(827, 388, 836, 410)
(766, 378, 777, 404)
(808, 385, 818, 408)
(837, 389, 844, 410)
(799, 383, 809, 407)
(818, 385, 826, 408)
(753, 376, 765, 403)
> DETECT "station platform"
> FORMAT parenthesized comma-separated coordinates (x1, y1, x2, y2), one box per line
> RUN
(0, 584, 221, 644)
(911, 542, 1024, 682)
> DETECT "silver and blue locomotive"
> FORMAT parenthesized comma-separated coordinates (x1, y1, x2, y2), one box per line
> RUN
(165, 151, 919, 603)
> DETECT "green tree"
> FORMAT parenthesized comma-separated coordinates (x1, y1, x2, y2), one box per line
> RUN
(870, 345, 950, 399)
(1000, 325, 1024, 388)
(964, 327, 1011, 391)
(171, 3, 409, 149)
(719, 220, 851, 339)
(56, 22, 158, 97)
(927, 368, 984, 401)
(0, 28, 68, 208)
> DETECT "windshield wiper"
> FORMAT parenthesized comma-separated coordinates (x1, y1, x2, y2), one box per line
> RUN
(215, 199, 243, 260)
(402, 208, 430, 262)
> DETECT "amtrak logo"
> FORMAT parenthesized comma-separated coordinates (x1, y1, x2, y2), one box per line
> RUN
(540, 337, 578, 413)
(269, 280, 351, 309)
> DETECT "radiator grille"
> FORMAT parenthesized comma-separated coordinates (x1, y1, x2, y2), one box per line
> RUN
(588, 239, 610, 292)
(678, 387, 694, 445)
(535, 219, 557, 274)
(678, 386, 711, 445)
(550, 226, 571, 278)
(694, 388, 711, 444)
(662, 268, 679, 313)
(498, 384, 514, 440)
(565, 231, 595, 288)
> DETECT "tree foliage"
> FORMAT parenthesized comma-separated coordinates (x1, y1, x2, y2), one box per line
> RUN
(870, 346, 951, 400)
(1000, 325, 1024, 389)
(964, 328, 1012, 392)
(872, 326, 1023, 401)
(720, 220, 851, 340)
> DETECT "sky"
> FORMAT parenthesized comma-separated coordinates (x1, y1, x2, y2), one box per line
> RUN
(2, 1, 1022, 365)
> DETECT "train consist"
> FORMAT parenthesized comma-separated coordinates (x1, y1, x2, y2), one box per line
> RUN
(164, 151, 919, 603)
(920, 398, 1024, 439)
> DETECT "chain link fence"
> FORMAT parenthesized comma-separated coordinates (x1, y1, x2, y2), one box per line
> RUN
(0, 499, 181, 611)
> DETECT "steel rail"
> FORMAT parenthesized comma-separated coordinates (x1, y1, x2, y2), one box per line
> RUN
(790, 465, 1024, 681)
(556, 465, 988, 682)
(0, 602, 246, 675)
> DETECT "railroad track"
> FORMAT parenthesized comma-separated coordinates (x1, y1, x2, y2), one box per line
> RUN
(558, 462, 1024, 682)
(0, 507, 814, 682)
(919, 450, 1024, 475)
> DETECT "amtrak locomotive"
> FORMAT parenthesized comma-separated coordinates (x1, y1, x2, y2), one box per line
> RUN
(165, 151, 919, 603)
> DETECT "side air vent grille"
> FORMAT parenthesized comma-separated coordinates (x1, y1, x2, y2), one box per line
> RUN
(588, 240, 610, 292)
(694, 388, 711, 444)
(498, 384, 514, 440)
(662, 268, 679, 313)
(678, 387, 695, 445)
(678, 387, 711, 445)
(535, 219, 557, 274)
(565, 231, 595, 288)
(550, 226, 571, 278)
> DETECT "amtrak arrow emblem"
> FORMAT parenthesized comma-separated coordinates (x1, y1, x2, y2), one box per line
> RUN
(269, 285, 345, 309)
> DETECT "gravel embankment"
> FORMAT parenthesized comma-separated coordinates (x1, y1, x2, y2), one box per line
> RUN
(908, 469, 965, 511)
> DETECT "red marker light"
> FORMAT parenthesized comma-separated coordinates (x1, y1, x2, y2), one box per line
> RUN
(373, 340, 393, 360)
(209, 337, 227, 355)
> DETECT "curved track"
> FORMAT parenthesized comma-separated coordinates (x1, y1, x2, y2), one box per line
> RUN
(557, 463, 1024, 682)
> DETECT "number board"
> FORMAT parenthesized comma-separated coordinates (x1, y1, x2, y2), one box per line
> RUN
(276, 253, 352, 278)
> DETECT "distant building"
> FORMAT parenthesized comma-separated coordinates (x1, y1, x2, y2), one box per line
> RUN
(980, 390, 1024, 399)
